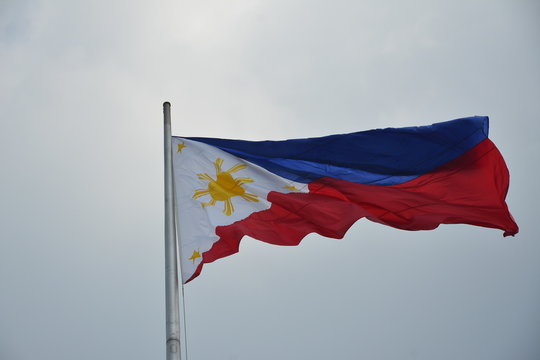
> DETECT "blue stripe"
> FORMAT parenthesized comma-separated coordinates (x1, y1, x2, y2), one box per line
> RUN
(181, 116, 489, 185)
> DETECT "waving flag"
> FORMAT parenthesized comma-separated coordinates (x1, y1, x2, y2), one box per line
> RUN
(172, 116, 518, 283)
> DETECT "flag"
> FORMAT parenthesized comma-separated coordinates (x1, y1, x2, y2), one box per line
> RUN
(172, 116, 518, 283)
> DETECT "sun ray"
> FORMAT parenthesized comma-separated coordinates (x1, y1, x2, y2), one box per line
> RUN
(193, 189, 210, 198)
(235, 177, 254, 185)
(214, 158, 224, 174)
(240, 193, 259, 202)
(226, 163, 247, 174)
(223, 199, 234, 215)
(202, 199, 217, 208)
(197, 173, 214, 182)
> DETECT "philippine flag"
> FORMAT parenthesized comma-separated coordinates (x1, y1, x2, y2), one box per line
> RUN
(172, 116, 518, 283)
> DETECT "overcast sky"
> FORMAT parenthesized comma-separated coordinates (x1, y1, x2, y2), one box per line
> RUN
(1, 1, 539, 359)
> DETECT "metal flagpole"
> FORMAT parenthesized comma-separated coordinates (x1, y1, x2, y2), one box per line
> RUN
(163, 102, 182, 360)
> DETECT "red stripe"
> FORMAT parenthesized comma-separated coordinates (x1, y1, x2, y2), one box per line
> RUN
(186, 139, 518, 283)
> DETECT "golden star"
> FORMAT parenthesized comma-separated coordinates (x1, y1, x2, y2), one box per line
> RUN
(284, 185, 300, 191)
(177, 143, 187, 153)
(188, 250, 201, 263)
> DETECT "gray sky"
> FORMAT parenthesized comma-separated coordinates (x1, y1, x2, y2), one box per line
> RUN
(1, 0, 539, 359)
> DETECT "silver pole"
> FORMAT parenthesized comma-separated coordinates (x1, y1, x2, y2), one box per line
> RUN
(163, 102, 182, 360)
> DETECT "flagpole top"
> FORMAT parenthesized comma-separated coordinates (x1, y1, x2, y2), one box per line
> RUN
(163, 102, 171, 125)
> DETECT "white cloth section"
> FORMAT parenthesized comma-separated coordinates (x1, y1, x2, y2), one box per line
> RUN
(172, 138, 307, 283)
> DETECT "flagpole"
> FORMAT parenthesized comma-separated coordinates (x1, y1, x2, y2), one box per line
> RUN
(163, 102, 182, 360)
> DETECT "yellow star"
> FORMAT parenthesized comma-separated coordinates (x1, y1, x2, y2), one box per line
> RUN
(284, 185, 300, 191)
(177, 143, 187, 153)
(188, 250, 201, 263)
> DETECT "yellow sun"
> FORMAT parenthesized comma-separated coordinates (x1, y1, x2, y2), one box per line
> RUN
(193, 158, 259, 216)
